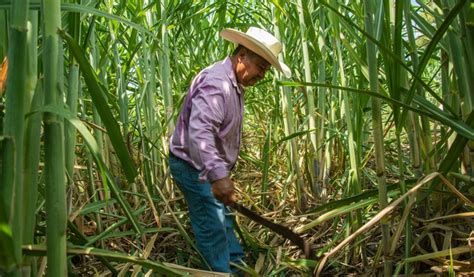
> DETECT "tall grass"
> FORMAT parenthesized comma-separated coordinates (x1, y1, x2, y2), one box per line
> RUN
(0, 0, 472, 275)
(42, 0, 67, 274)
(1, 0, 29, 274)
(364, 0, 391, 274)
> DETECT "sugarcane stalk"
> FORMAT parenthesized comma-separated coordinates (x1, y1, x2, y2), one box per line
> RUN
(441, 0, 473, 177)
(106, 0, 128, 135)
(160, 0, 174, 134)
(65, 0, 80, 199)
(21, 10, 40, 276)
(316, 3, 329, 199)
(273, 1, 305, 206)
(42, 0, 67, 274)
(364, 0, 391, 274)
(0, 11, 6, 60)
(296, 0, 318, 204)
(1, 0, 29, 274)
(160, 0, 176, 196)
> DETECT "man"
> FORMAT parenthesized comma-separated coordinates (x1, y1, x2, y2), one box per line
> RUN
(169, 27, 291, 274)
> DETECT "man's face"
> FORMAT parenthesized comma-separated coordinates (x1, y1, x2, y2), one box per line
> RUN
(235, 50, 271, 87)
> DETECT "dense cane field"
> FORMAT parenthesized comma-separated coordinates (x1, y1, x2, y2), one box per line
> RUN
(0, 0, 473, 276)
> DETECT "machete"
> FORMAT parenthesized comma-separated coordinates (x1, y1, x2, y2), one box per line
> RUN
(230, 202, 311, 258)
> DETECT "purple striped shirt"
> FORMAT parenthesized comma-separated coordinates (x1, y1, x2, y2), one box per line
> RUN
(170, 57, 244, 182)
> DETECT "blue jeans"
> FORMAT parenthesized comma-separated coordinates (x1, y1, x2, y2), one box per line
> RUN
(168, 155, 244, 273)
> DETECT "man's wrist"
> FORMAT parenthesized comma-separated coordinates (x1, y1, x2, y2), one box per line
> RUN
(208, 167, 229, 182)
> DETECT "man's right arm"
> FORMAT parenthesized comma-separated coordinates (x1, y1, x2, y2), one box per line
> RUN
(188, 84, 236, 204)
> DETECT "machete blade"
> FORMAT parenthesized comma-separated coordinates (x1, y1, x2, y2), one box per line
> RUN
(231, 202, 311, 258)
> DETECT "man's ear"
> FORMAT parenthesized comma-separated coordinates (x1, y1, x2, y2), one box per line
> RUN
(236, 48, 247, 61)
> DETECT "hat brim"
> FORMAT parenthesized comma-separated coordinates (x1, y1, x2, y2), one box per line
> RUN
(220, 28, 292, 78)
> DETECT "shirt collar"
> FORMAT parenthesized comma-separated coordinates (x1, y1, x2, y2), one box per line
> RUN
(223, 57, 244, 94)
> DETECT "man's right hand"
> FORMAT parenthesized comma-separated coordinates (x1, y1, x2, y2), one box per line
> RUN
(211, 177, 236, 205)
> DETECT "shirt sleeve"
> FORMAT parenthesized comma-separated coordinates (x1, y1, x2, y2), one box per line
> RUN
(188, 81, 229, 183)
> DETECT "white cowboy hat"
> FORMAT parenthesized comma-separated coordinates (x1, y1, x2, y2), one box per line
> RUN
(220, 27, 292, 78)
